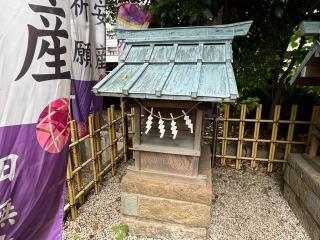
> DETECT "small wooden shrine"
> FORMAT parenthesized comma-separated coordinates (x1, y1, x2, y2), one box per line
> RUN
(285, 21, 320, 240)
(93, 21, 252, 239)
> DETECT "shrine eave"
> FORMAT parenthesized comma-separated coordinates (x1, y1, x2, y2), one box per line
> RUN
(93, 21, 253, 102)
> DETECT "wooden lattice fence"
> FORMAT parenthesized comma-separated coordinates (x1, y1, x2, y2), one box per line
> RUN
(206, 104, 320, 172)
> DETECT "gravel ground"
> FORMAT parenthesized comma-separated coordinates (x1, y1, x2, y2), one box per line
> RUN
(63, 162, 310, 240)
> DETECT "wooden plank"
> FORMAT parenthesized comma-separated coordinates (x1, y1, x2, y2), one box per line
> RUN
(221, 104, 230, 166)
(139, 99, 204, 109)
(134, 105, 141, 170)
(130, 107, 135, 160)
(194, 109, 203, 152)
(192, 156, 200, 177)
(121, 101, 128, 162)
(140, 151, 194, 176)
(111, 105, 118, 172)
(284, 105, 298, 162)
(133, 144, 200, 157)
(236, 104, 246, 170)
(267, 105, 281, 172)
(251, 105, 262, 169)
(211, 111, 218, 167)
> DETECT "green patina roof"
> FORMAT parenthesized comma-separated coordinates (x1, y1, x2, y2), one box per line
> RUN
(93, 21, 253, 102)
(290, 21, 320, 86)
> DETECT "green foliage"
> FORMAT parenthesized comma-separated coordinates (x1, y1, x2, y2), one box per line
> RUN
(240, 97, 260, 112)
(73, 236, 81, 240)
(146, 0, 320, 108)
(111, 224, 129, 240)
(146, 0, 220, 27)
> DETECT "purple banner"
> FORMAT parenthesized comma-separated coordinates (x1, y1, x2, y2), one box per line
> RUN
(0, 1, 71, 239)
(70, 0, 106, 138)
(71, 80, 102, 137)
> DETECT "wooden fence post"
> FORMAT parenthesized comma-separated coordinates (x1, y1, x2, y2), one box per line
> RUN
(121, 101, 128, 162)
(251, 105, 262, 169)
(211, 114, 218, 167)
(70, 120, 84, 204)
(130, 107, 136, 160)
(236, 104, 247, 170)
(88, 114, 100, 193)
(66, 153, 77, 219)
(284, 105, 297, 162)
(221, 104, 230, 166)
(267, 105, 281, 172)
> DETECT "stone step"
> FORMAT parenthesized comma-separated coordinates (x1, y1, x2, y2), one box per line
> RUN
(121, 192, 211, 228)
(122, 215, 207, 240)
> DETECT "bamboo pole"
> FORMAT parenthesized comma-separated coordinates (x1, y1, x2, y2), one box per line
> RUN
(88, 114, 100, 193)
(236, 104, 247, 170)
(251, 105, 262, 169)
(221, 104, 230, 166)
(284, 105, 297, 162)
(107, 108, 115, 176)
(111, 105, 117, 173)
(94, 112, 103, 181)
(66, 153, 77, 219)
(70, 120, 84, 204)
(267, 105, 281, 172)
(121, 101, 128, 162)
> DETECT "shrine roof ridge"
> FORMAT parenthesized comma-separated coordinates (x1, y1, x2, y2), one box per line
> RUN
(115, 21, 253, 43)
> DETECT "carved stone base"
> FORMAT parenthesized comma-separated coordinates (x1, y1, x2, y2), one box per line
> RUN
(121, 145, 213, 239)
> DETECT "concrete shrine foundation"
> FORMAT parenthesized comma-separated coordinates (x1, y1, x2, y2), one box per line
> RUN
(121, 146, 213, 239)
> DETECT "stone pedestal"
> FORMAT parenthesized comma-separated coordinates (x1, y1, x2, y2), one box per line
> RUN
(121, 146, 213, 239)
(284, 153, 320, 240)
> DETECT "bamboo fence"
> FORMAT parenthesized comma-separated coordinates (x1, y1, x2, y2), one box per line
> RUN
(204, 104, 320, 172)
(64, 103, 319, 219)
(64, 103, 128, 219)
